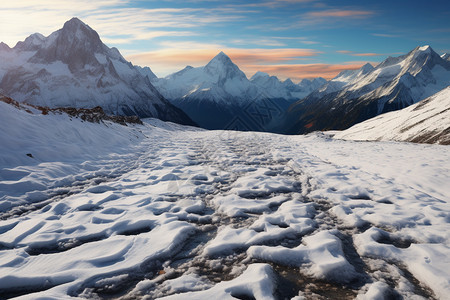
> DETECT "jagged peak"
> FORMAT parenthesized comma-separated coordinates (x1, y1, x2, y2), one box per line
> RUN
(54, 18, 102, 46)
(207, 51, 234, 66)
(441, 53, 450, 61)
(250, 71, 270, 80)
(13, 32, 46, 51)
(62, 17, 91, 31)
(282, 78, 296, 86)
(408, 45, 439, 58)
(0, 42, 11, 51)
(359, 63, 374, 75)
(204, 51, 246, 80)
(418, 45, 431, 52)
(312, 77, 327, 84)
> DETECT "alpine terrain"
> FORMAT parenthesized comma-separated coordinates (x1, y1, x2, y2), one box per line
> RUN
(284, 46, 450, 134)
(0, 18, 194, 125)
(334, 86, 450, 144)
(153, 52, 325, 131)
(0, 14, 449, 300)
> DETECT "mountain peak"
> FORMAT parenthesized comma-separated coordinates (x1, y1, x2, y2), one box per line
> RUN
(441, 53, 450, 61)
(360, 63, 374, 74)
(250, 71, 270, 81)
(63, 17, 87, 27)
(418, 45, 431, 52)
(59, 17, 100, 42)
(204, 51, 246, 80)
(208, 51, 233, 65)
(29, 18, 106, 72)
(0, 42, 11, 51)
(13, 33, 46, 51)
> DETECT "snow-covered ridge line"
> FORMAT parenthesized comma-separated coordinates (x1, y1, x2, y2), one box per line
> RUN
(285, 45, 450, 134)
(0, 94, 143, 126)
(334, 86, 450, 145)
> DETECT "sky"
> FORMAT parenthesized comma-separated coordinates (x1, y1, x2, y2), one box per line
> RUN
(1, 0, 449, 81)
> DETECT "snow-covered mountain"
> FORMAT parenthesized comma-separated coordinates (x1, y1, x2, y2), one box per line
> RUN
(154, 52, 260, 104)
(250, 71, 326, 100)
(153, 52, 325, 130)
(0, 18, 194, 125)
(441, 53, 450, 61)
(334, 86, 450, 144)
(284, 46, 450, 134)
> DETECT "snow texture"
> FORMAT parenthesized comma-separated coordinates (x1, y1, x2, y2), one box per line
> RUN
(0, 99, 449, 299)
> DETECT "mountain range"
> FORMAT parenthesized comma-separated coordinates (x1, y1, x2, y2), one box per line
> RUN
(152, 52, 325, 130)
(283, 45, 450, 134)
(0, 18, 194, 125)
(0, 18, 449, 138)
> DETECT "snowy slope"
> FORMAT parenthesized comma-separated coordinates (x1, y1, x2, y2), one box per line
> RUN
(1, 97, 450, 299)
(285, 46, 450, 134)
(0, 18, 194, 125)
(0, 100, 449, 299)
(334, 86, 450, 144)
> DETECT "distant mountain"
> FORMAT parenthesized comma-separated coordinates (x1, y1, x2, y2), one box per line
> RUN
(442, 53, 450, 61)
(0, 18, 194, 125)
(284, 46, 450, 134)
(153, 52, 325, 130)
(334, 87, 450, 145)
(250, 71, 326, 100)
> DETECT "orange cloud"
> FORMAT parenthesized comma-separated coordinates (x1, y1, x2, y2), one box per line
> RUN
(243, 63, 375, 81)
(307, 9, 373, 18)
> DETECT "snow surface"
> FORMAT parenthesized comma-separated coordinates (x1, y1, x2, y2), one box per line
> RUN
(335, 86, 450, 144)
(0, 101, 449, 299)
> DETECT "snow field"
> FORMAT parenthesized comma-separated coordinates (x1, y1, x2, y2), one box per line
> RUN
(0, 109, 449, 299)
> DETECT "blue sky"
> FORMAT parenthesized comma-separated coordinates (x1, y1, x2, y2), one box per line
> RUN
(1, 0, 449, 81)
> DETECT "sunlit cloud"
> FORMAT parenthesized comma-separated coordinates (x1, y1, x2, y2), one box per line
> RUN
(337, 50, 353, 54)
(372, 33, 399, 38)
(244, 62, 378, 81)
(306, 9, 374, 18)
(337, 50, 382, 57)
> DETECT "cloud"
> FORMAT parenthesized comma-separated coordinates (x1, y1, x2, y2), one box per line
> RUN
(244, 62, 377, 81)
(0, 1, 246, 46)
(337, 50, 382, 57)
(372, 33, 399, 38)
(306, 9, 374, 18)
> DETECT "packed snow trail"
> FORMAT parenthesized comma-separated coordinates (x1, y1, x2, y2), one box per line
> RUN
(0, 119, 449, 299)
